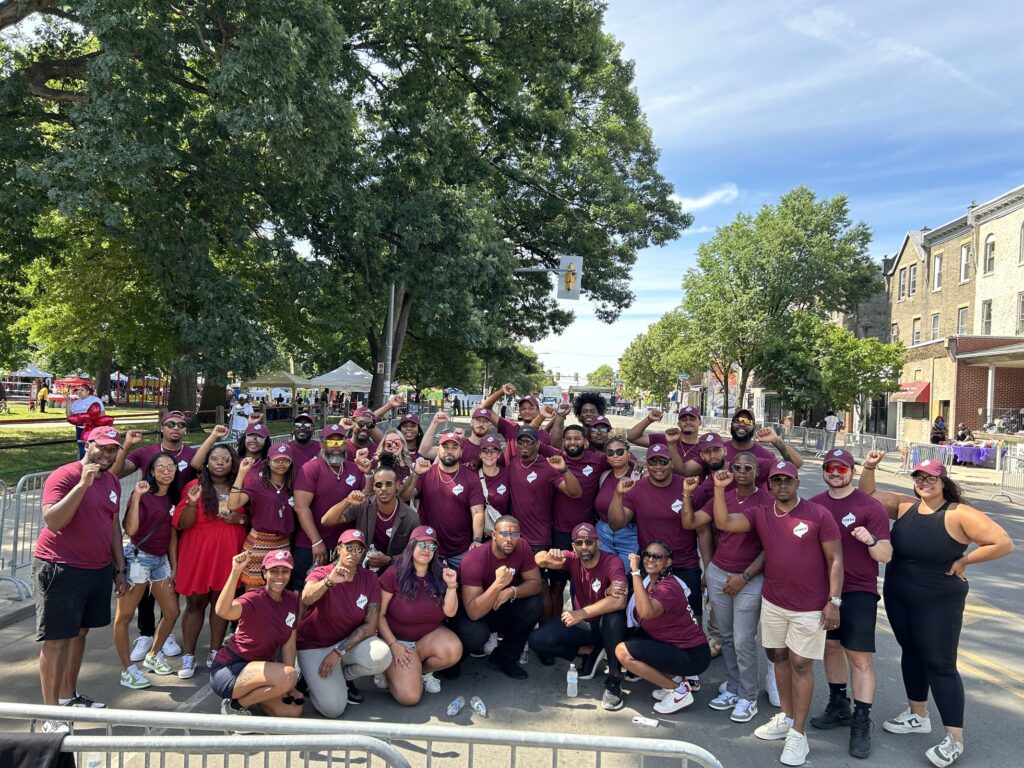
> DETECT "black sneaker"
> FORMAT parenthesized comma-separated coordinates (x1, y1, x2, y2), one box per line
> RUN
(488, 656, 528, 680)
(536, 652, 556, 667)
(66, 693, 106, 709)
(849, 709, 872, 759)
(601, 676, 624, 711)
(346, 679, 363, 705)
(811, 694, 852, 730)
(578, 648, 606, 680)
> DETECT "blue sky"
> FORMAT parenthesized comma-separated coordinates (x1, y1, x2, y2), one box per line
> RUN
(534, 0, 1024, 384)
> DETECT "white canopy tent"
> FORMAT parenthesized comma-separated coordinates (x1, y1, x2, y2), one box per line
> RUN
(241, 370, 314, 389)
(9, 364, 53, 379)
(310, 360, 373, 391)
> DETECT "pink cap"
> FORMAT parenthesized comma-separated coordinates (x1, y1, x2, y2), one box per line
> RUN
(86, 427, 122, 446)
(438, 431, 461, 445)
(261, 549, 294, 570)
(912, 459, 947, 477)
(269, 443, 293, 461)
(339, 529, 366, 545)
(823, 449, 855, 469)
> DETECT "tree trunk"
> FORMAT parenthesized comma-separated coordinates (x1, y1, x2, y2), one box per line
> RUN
(167, 358, 197, 412)
(737, 365, 751, 413)
(198, 374, 228, 427)
(94, 343, 112, 398)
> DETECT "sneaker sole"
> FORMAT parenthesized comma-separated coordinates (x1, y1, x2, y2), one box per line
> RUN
(754, 728, 791, 741)
(654, 696, 694, 715)
(178, 670, 196, 680)
(144, 663, 173, 676)
(810, 716, 851, 730)
(731, 711, 757, 723)
(882, 722, 931, 735)
(602, 698, 624, 711)
(120, 680, 152, 690)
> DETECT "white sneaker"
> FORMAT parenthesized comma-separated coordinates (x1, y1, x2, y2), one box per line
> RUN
(130, 636, 154, 663)
(709, 691, 739, 711)
(731, 698, 758, 723)
(755, 712, 793, 740)
(766, 662, 781, 707)
(178, 654, 197, 679)
(422, 673, 441, 694)
(653, 683, 694, 714)
(120, 667, 152, 690)
(143, 652, 173, 675)
(161, 635, 182, 657)
(373, 673, 388, 689)
(483, 632, 499, 655)
(652, 676, 683, 700)
(207, 650, 218, 669)
(883, 707, 932, 735)
(780, 728, 810, 766)
(41, 720, 70, 734)
(926, 734, 964, 768)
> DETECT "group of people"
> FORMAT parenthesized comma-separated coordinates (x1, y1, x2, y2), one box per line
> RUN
(30, 387, 1013, 768)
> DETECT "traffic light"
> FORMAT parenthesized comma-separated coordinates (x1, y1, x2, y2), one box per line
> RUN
(574, 372, 579, 382)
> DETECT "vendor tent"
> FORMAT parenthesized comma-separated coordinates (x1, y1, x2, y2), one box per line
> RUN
(241, 370, 314, 389)
(310, 360, 373, 391)
(9, 364, 53, 379)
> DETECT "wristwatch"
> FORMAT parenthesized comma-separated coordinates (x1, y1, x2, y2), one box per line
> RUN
(334, 643, 347, 657)
(472, 536, 483, 543)
(828, 596, 842, 607)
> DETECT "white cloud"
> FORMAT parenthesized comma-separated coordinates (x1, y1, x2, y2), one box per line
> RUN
(671, 183, 739, 212)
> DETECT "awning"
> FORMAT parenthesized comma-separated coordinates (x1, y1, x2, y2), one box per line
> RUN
(890, 381, 930, 403)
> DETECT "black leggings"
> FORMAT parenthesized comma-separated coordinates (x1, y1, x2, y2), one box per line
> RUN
(884, 576, 967, 728)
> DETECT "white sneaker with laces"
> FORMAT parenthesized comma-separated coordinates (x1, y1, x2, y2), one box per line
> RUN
(926, 734, 963, 767)
(41, 720, 70, 734)
(755, 712, 794, 740)
(780, 728, 810, 766)
(144, 652, 173, 675)
(766, 662, 781, 708)
(653, 683, 694, 714)
(130, 636, 154, 663)
(178, 654, 197, 679)
(483, 633, 499, 654)
(422, 673, 441, 694)
(709, 691, 739, 711)
(161, 635, 182, 657)
(883, 707, 932, 734)
(120, 667, 152, 690)
(730, 698, 758, 723)
(652, 676, 683, 700)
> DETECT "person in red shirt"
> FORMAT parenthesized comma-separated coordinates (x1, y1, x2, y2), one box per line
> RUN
(210, 550, 303, 718)
(396, 413, 424, 462)
(476, 435, 511, 528)
(727, 409, 804, 470)
(531, 522, 628, 711)
(417, 409, 495, 469)
(808, 449, 893, 758)
(377, 526, 461, 704)
(615, 540, 710, 715)
(373, 429, 416, 497)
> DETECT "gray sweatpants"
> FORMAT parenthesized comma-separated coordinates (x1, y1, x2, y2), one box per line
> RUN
(297, 638, 391, 718)
(707, 561, 763, 701)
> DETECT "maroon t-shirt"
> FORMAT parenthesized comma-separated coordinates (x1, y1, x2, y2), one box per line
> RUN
(560, 550, 626, 616)
(506, 455, 563, 547)
(690, 458, 775, 508)
(379, 567, 447, 641)
(372, 510, 398, 551)
(478, 466, 511, 516)
(221, 588, 298, 662)
(131, 492, 175, 557)
(726, 441, 776, 464)
(36, 462, 120, 569)
(293, 457, 366, 549)
(127, 443, 198, 486)
(811, 489, 891, 596)
(633, 575, 707, 649)
(552, 450, 607, 533)
(415, 465, 486, 558)
(459, 539, 536, 591)
(622, 476, 699, 569)
(288, 439, 322, 467)
(497, 417, 552, 445)
(702, 487, 770, 573)
(459, 437, 483, 469)
(345, 438, 377, 460)
(242, 473, 295, 536)
(594, 470, 642, 523)
(751, 499, 841, 611)
(648, 432, 707, 472)
(297, 565, 381, 650)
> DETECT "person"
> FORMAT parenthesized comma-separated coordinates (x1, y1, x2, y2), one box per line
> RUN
(954, 423, 974, 442)
(480, 383, 550, 441)
(859, 452, 1013, 768)
(453, 516, 544, 679)
(477, 434, 511, 525)
(711, 461, 843, 767)
(586, 415, 614, 453)
(288, 413, 322, 466)
(235, 421, 271, 469)
(228, 445, 297, 588)
(614, 541, 711, 715)
(418, 409, 495, 469)
(374, 429, 416, 496)
(377, 526, 462, 703)
(405, 433, 485, 571)
(320, 455, 419, 574)
(530, 523, 628, 711)
(594, 436, 641, 573)
(33, 426, 126, 732)
(296, 530, 392, 716)
(807, 449, 892, 758)
(729, 409, 802, 469)
(228, 395, 253, 440)
(682, 450, 768, 724)
(210, 550, 303, 718)
(65, 383, 105, 459)
(175, 444, 248, 677)
(571, 392, 607, 427)
(930, 416, 947, 445)
(38, 380, 49, 413)
(113, 454, 183, 688)
(627, 406, 706, 476)
(396, 413, 424, 462)
(823, 411, 841, 451)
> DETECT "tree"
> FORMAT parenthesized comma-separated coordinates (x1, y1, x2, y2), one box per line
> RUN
(586, 364, 614, 387)
(621, 311, 685, 404)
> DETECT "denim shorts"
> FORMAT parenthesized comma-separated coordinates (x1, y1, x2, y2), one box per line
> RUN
(124, 547, 171, 586)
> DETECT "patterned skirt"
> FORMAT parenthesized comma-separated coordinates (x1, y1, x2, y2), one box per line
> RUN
(241, 529, 291, 587)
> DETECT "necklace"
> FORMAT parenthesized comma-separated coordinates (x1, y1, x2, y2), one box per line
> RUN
(161, 442, 186, 458)
(437, 466, 459, 485)
(322, 455, 346, 480)
(773, 501, 793, 518)
(736, 486, 758, 506)
(518, 454, 540, 470)
(376, 500, 398, 522)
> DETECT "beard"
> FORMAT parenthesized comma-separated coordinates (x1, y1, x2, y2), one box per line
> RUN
(324, 452, 345, 466)
(439, 455, 460, 467)
(730, 425, 751, 442)
(565, 444, 585, 459)
(706, 458, 727, 472)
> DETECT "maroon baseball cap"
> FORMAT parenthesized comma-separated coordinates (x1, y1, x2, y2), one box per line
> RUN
(353, 408, 375, 422)
(86, 426, 122, 446)
(321, 424, 346, 439)
(269, 442, 294, 461)
(912, 459, 947, 477)
(438, 431, 461, 445)
(261, 549, 294, 570)
(698, 433, 726, 451)
(472, 407, 492, 420)
(571, 522, 598, 540)
(339, 529, 366, 545)
(480, 434, 501, 451)
(293, 412, 315, 424)
(244, 422, 268, 437)
(518, 395, 539, 408)
(678, 406, 701, 421)
(410, 525, 438, 542)
(589, 416, 612, 429)
(398, 413, 420, 426)
(162, 410, 187, 424)
(732, 408, 755, 421)
(646, 443, 671, 459)
(823, 449, 855, 469)
(767, 460, 799, 480)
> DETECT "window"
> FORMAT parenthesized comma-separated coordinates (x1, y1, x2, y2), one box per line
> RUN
(931, 313, 940, 340)
(984, 235, 995, 274)
(891, 323, 899, 343)
(960, 243, 971, 282)
(957, 306, 969, 335)
(1018, 292, 1024, 334)
(908, 264, 918, 296)
(933, 254, 942, 290)
(903, 402, 929, 419)
(898, 267, 907, 300)
(981, 300, 992, 335)
(912, 317, 921, 345)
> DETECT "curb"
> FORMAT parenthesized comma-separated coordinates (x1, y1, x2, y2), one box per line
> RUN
(0, 602, 34, 630)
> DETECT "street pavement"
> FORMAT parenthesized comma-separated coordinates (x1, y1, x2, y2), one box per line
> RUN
(0, 433, 1021, 768)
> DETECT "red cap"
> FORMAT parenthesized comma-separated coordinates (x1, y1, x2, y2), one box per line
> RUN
(767, 461, 799, 480)
(86, 427, 122, 446)
(261, 549, 294, 570)
(472, 407, 492, 420)
(480, 434, 501, 451)
(352, 408, 375, 423)
(518, 395, 539, 408)
(823, 449, 855, 469)
(269, 443, 294, 461)
(244, 422, 268, 437)
(677, 406, 701, 421)
(410, 525, 438, 542)
(912, 459, 947, 477)
(646, 443, 671, 459)
(589, 416, 612, 429)
(438, 431, 461, 445)
(571, 522, 598, 540)
(162, 411, 187, 424)
(698, 433, 726, 451)
(293, 413, 315, 424)
(322, 424, 346, 439)
(732, 408, 755, 421)
(339, 529, 366, 545)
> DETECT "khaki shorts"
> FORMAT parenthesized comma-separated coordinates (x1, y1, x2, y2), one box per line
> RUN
(760, 597, 826, 660)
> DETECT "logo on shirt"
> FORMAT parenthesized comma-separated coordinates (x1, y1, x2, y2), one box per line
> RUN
(841, 512, 856, 528)
(288, 496, 295, 508)
(356, 594, 368, 610)
(109, 490, 117, 504)
(285, 612, 296, 628)
(526, 471, 538, 483)
(346, 475, 356, 486)
(178, 460, 188, 471)
(452, 483, 464, 496)
(591, 578, 602, 593)
(671, 499, 683, 513)
(792, 522, 809, 538)
(168, 505, 176, 517)
(385, 527, 393, 537)
(582, 465, 594, 476)
(496, 484, 507, 495)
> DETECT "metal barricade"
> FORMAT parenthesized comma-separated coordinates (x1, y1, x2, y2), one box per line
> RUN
(842, 432, 874, 461)
(5, 470, 49, 599)
(0, 478, 26, 598)
(1, 703, 724, 768)
(992, 451, 1024, 504)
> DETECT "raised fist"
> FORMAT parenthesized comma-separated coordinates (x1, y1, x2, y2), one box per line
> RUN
(665, 427, 681, 443)
(125, 430, 144, 447)
(187, 484, 202, 504)
(339, 417, 355, 432)
(541, 404, 556, 419)
(347, 489, 366, 505)
(547, 547, 566, 561)
(755, 427, 779, 444)
(495, 565, 515, 588)
(628, 552, 641, 572)
(453, 427, 465, 438)
(388, 394, 404, 409)
(683, 475, 700, 492)
(649, 408, 663, 422)
(442, 567, 458, 588)
(547, 454, 566, 472)
(134, 480, 151, 495)
(863, 449, 885, 470)
(556, 402, 571, 417)
(501, 383, 516, 396)
(615, 478, 636, 495)
(432, 411, 449, 425)
(231, 552, 249, 570)
(713, 469, 734, 488)
(212, 424, 229, 438)
(239, 457, 255, 474)
(414, 457, 432, 475)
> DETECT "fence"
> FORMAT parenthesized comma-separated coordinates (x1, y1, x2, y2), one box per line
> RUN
(992, 450, 1024, 504)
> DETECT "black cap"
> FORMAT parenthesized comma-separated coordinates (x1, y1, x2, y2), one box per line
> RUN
(515, 425, 539, 442)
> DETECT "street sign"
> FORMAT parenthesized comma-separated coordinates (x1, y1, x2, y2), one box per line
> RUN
(376, 362, 385, 374)
(677, 372, 690, 381)
(556, 256, 583, 300)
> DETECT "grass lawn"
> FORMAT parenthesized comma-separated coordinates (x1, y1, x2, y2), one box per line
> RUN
(0, 406, 159, 422)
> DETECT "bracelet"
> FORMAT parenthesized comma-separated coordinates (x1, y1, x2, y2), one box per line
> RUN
(231, 485, 243, 491)
(511, 586, 518, 602)
(312, 539, 324, 547)
(867, 535, 879, 547)
(630, 570, 641, 576)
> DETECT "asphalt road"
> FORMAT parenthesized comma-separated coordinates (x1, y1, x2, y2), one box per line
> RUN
(0, 461, 1020, 768)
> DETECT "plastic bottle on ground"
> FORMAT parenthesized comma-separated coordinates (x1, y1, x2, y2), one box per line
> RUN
(470, 695, 487, 717)
(446, 695, 466, 716)
(566, 663, 578, 697)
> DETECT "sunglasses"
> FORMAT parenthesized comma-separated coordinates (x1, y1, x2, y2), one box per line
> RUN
(912, 474, 940, 486)
(823, 464, 850, 475)
(323, 436, 346, 444)
(591, 425, 611, 432)
(572, 538, 596, 547)
(769, 476, 796, 485)
(414, 541, 438, 552)
(641, 551, 667, 561)
(373, 480, 395, 489)
(647, 457, 671, 466)
(516, 436, 536, 444)
(342, 544, 366, 555)
(494, 530, 522, 539)
(384, 439, 403, 448)
(164, 421, 187, 429)
(733, 417, 754, 426)
(730, 463, 755, 472)
(607, 448, 628, 457)
(355, 421, 373, 429)
(292, 422, 313, 429)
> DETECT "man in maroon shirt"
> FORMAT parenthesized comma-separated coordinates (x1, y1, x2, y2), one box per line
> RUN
(728, 409, 804, 469)
(288, 412, 322, 466)
(34, 427, 129, 730)
(808, 449, 893, 759)
(530, 522, 628, 711)
(586, 415, 614, 452)
(453, 516, 544, 679)
(417, 409, 495, 468)
(627, 405, 706, 476)
(712, 460, 843, 767)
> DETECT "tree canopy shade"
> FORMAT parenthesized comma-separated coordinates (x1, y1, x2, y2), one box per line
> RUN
(586, 364, 614, 387)
(0, 0, 688, 408)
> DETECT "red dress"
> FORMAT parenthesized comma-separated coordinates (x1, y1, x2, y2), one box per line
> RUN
(174, 479, 248, 596)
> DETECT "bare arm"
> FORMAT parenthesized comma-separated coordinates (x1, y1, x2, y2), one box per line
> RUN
(191, 425, 229, 470)
(320, 491, 365, 527)
(416, 412, 448, 461)
(607, 480, 635, 531)
(681, 477, 713, 530)
(950, 505, 1014, 572)
(112, 430, 144, 477)
(696, 524, 714, 572)
(215, 556, 246, 621)
(822, 539, 844, 599)
(514, 566, 544, 598)
(122, 486, 144, 537)
(340, 603, 381, 653)
(709, 475, 751, 532)
(626, 408, 662, 447)
(755, 427, 803, 469)
(535, 548, 567, 570)
(42, 465, 93, 532)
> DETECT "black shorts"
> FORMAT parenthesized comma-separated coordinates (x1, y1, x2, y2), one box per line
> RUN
(826, 591, 879, 652)
(548, 531, 573, 584)
(210, 659, 248, 699)
(624, 629, 711, 678)
(670, 566, 703, 619)
(33, 558, 113, 641)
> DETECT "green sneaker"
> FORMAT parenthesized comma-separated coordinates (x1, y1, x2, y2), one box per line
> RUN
(120, 667, 152, 689)
(144, 652, 173, 675)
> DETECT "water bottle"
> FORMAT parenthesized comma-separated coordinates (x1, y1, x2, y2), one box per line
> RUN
(364, 543, 378, 568)
(446, 695, 466, 716)
(470, 695, 488, 717)
(566, 663, 578, 697)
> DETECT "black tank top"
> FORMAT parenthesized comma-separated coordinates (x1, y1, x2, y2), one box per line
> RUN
(889, 501, 967, 581)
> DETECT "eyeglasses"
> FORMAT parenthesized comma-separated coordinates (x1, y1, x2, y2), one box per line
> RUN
(164, 421, 187, 429)
(414, 541, 438, 552)
(384, 439, 403, 448)
(769, 476, 796, 485)
(591, 425, 611, 432)
(647, 457, 671, 466)
(480, 447, 500, 454)
(607, 448, 628, 457)
(730, 463, 755, 472)
(494, 530, 522, 539)
(572, 538, 596, 547)
(641, 551, 667, 561)
(355, 421, 373, 429)
(912, 474, 940, 486)
(733, 417, 754, 426)
(373, 480, 395, 489)
(342, 544, 366, 555)
(823, 464, 850, 475)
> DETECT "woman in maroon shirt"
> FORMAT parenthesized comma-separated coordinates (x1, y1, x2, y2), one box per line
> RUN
(374, 430, 415, 497)
(378, 526, 461, 704)
(615, 540, 711, 715)
(228, 445, 296, 587)
(477, 435, 510, 527)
